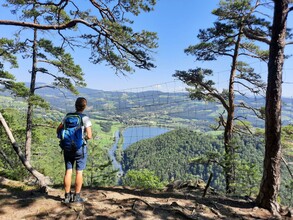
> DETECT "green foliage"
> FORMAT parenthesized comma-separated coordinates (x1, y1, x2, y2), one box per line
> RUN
(280, 124, 293, 206)
(173, 0, 269, 194)
(233, 161, 261, 197)
(123, 129, 265, 193)
(189, 134, 263, 196)
(1, 81, 30, 98)
(37, 38, 85, 93)
(174, 0, 268, 102)
(118, 0, 156, 15)
(0, 99, 119, 187)
(28, 95, 50, 109)
(123, 129, 226, 189)
(2, 1, 158, 74)
(122, 169, 166, 190)
(0, 109, 29, 181)
(85, 19, 157, 73)
(0, 38, 18, 67)
(85, 143, 117, 187)
(0, 38, 29, 97)
(281, 180, 293, 206)
(31, 121, 64, 184)
(174, 68, 217, 102)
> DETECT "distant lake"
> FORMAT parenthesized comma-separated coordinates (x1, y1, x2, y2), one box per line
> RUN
(121, 126, 170, 150)
(108, 126, 170, 175)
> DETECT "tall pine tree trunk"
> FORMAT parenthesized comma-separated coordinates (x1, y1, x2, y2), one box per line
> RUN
(224, 27, 242, 194)
(25, 15, 38, 162)
(224, 77, 235, 194)
(256, 0, 288, 214)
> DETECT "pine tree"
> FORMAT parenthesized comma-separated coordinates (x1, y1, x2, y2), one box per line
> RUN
(249, 0, 293, 214)
(0, 0, 158, 189)
(0, 38, 29, 96)
(173, 0, 268, 194)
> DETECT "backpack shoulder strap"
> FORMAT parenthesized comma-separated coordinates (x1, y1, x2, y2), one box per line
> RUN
(65, 112, 77, 117)
(75, 112, 86, 125)
(63, 112, 83, 129)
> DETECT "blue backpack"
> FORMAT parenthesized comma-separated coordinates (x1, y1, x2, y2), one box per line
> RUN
(58, 113, 85, 152)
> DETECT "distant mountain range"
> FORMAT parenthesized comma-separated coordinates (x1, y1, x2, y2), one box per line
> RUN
(1, 84, 293, 130)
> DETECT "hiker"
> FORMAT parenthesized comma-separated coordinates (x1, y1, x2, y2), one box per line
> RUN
(57, 97, 92, 203)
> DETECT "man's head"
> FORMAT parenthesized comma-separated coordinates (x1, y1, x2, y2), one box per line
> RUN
(75, 97, 87, 112)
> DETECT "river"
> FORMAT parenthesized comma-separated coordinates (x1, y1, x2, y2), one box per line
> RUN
(108, 126, 170, 176)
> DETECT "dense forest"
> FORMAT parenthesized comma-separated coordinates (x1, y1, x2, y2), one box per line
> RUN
(122, 129, 262, 194)
(122, 128, 293, 206)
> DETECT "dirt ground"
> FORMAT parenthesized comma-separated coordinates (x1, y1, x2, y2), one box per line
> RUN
(0, 177, 292, 220)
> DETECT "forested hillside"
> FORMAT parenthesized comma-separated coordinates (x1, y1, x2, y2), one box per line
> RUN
(122, 128, 293, 206)
(123, 129, 264, 194)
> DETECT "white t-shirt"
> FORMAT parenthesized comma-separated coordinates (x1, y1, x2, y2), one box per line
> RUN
(82, 115, 92, 129)
(82, 115, 92, 143)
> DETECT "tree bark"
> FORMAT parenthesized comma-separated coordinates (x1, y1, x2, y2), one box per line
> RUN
(256, 0, 289, 214)
(0, 112, 49, 192)
(224, 26, 243, 194)
(25, 10, 38, 162)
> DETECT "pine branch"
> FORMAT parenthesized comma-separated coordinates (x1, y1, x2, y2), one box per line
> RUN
(234, 80, 265, 94)
(236, 102, 264, 119)
(89, 0, 116, 22)
(238, 52, 268, 61)
(34, 85, 56, 90)
(233, 117, 254, 135)
(243, 28, 271, 45)
(286, 40, 293, 45)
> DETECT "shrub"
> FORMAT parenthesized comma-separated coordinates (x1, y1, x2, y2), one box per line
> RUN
(122, 169, 166, 190)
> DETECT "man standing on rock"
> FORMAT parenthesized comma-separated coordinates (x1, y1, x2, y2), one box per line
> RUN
(57, 97, 92, 203)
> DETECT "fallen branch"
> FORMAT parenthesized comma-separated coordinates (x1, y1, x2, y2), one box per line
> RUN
(0, 112, 50, 192)
(160, 202, 197, 220)
(203, 173, 213, 198)
(132, 198, 153, 210)
(281, 156, 293, 179)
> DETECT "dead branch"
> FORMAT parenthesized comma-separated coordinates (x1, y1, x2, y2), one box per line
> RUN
(0, 148, 14, 168)
(160, 202, 198, 220)
(281, 156, 293, 179)
(203, 173, 213, 198)
(237, 102, 264, 119)
(0, 112, 50, 192)
(132, 198, 153, 210)
(233, 117, 254, 134)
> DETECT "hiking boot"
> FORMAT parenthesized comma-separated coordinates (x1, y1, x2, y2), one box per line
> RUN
(72, 193, 85, 203)
(63, 192, 72, 204)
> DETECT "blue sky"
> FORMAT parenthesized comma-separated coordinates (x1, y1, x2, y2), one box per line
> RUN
(80, 1, 220, 92)
(1, 1, 293, 97)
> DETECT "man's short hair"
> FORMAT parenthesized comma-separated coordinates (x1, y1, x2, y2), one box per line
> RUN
(75, 97, 87, 112)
